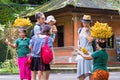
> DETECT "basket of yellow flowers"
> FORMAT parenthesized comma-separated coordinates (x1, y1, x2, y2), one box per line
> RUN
(90, 21, 113, 39)
(13, 17, 32, 30)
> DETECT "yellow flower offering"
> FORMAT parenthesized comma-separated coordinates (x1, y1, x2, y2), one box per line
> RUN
(13, 17, 32, 27)
(91, 21, 113, 39)
(81, 48, 88, 54)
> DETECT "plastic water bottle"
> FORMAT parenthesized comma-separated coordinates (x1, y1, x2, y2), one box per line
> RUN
(68, 57, 72, 63)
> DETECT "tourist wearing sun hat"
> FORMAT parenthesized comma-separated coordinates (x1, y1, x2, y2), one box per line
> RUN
(76, 15, 94, 80)
(45, 15, 57, 42)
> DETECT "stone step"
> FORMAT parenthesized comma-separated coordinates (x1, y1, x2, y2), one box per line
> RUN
(108, 62, 120, 67)
(54, 56, 120, 66)
(51, 63, 120, 73)
(51, 56, 120, 72)
(54, 56, 76, 63)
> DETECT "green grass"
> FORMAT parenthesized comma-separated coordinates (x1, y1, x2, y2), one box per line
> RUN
(0, 67, 19, 74)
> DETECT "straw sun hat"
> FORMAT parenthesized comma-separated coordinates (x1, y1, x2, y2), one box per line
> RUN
(81, 15, 92, 23)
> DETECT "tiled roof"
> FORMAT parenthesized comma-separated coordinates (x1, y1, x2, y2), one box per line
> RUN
(26, 0, 120, 16)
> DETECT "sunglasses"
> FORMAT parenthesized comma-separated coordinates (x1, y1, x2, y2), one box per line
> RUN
(40, 17, 45, 20)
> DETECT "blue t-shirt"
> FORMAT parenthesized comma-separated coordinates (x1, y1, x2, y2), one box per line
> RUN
(29, 35, 53, 57)
(33, 23, 43, 35)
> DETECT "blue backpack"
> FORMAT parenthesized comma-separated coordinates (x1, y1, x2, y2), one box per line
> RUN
(31, 24, 42, 36)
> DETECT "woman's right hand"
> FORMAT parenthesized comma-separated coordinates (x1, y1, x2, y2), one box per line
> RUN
(84, 27, 89, 32)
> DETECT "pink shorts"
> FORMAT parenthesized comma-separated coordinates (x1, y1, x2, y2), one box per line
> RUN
(18, 57, 31, 80)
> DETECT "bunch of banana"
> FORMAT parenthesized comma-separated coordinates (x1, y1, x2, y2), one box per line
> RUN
(81, 48, 89, 54)
(13, 17, 32, 27)
(91, 21, 113, 39)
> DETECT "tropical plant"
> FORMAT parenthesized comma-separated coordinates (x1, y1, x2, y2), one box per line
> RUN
(0, 22, 19, 73)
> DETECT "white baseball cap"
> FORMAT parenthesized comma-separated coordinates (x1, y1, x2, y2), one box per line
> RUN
(45, 15, 56, 23)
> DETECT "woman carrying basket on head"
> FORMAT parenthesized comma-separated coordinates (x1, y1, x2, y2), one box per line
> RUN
(5, 29, 31, 80)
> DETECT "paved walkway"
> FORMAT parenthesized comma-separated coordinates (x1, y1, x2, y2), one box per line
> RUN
(0, 72, 120, 80)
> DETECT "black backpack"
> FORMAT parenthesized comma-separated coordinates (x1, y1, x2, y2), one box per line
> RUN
(78, 28, 96, 51)
(31, 24, 42, 37)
